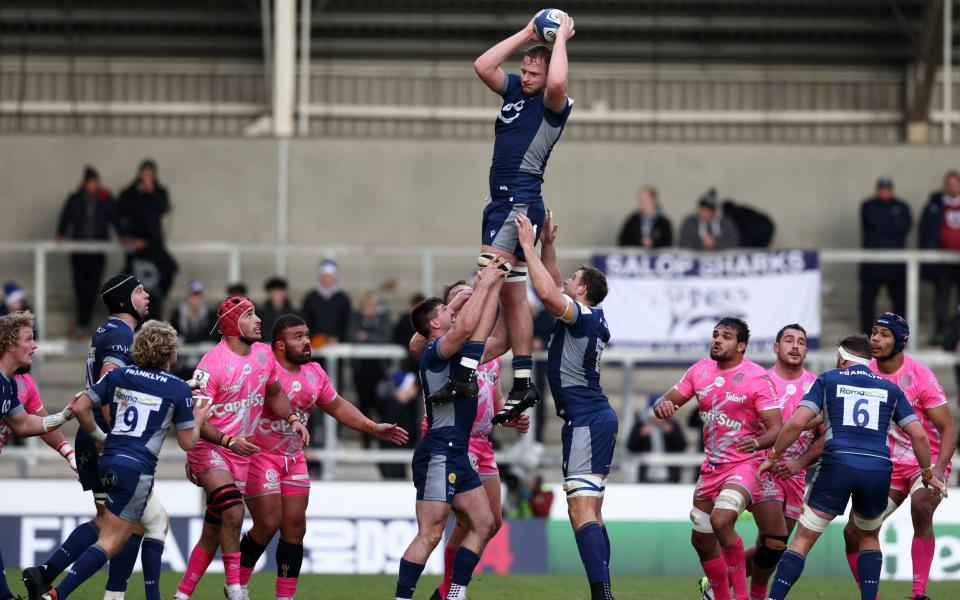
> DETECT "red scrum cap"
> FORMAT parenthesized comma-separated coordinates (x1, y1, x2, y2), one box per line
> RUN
(216, 296, 255, 337)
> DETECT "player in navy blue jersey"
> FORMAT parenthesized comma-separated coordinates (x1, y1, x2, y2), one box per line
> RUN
(757, 335, 945, 600)
(0, 311, 73, 600)
(515, 211, 616, 600)
(22, 273, 157, 600)
(36, 321, 212, 600)
(462, 11, 575, 423)
(394, 259, 508, 600)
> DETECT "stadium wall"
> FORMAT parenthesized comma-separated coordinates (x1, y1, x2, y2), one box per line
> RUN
(0, 135, 955, 314)
(2, 481, 958, 580)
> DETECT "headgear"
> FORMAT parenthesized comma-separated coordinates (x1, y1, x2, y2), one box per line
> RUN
(216, 296, 255, 340)
(100, 274, 143, 322)
(873, 312, 909, 356)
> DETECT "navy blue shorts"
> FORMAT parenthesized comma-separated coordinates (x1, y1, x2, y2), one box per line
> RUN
(481, 197, 545, 262)
(412, 444, 482, 504)
(99, 458, 154, 523)
(561, 410, 619, 477)
(805, 460, 892, 519)
(75, 430, 106, 498)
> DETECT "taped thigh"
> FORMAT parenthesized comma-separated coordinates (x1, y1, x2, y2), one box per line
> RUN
(853, 512, 884, 532)
(562, 474, 605, 498)
(690, 507, 713, 533)
(714, 488, 748, 515)
(140, 493, 169, 541)
(798, 505, 831, 533)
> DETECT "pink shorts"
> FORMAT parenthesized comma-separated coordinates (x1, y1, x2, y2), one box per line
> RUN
(755, 473, 806, 521)
(890, 459, 953, 496)
(468, 435, 499, 479)
(694, 460, 763, 505)
(186, 440, 250, 496)
(246, 451, 310, 498)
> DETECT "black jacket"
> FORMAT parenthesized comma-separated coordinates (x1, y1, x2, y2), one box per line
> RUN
(56, 187, 117, 242)
(169, 303, 218, 345)
(722, 201, 775, 248)
(617, 212, 673, 248)
(117, 180, 170, 247)
(258, 299, 298, 343)
(301, 289, 352, 342)
(919, 191, 948, 281)
(859, 196, 912, 281)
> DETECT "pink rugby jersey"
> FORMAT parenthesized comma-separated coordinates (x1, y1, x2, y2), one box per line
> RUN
(254, 361, 336, 456)
(869, 355, 949, 465)
(193, 341, 279, 438)
(0, 374, 43, 452)
(675, 357, 779, 466)
(766, 368, 818, 462)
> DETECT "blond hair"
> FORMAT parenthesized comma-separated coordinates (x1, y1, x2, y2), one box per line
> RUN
(0, 311, 34, 355)
(132, 320, 178, 370)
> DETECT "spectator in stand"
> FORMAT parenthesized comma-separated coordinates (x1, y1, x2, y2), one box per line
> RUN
(226, 282, 248, 297)
(169, 280, 217, 379)
(627, 397, 688, 483)
(920, 169, 960, 341)
(859, 176, 912, 334)
(678, 189, 740, 251)
(258, 276, 297, 342)
(349, 292, 393, 447)
(392, 292, 425, 373)
(617, 185, 673, 249)
(1, 282, 31, 317)
(940, 302, 960, 404)
(56, 166, 117, 339)
(378, 371, 421, 479)
(117, 159, 178, 321)
(721, 198, 776, 248)
(302, 259, 352, 349)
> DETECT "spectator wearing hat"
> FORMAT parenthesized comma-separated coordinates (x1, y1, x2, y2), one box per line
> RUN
(859, 176, 912, 334)
(56, 166, 118, 339)
(617, 185, 673, 249)
(1, 282, 31, 317)
(677, 189, 740, 251)
(258, 276, 298, 342)
(301, 260, 352, 349)
(169, 280, 217, 345)
(117, 159, 178, 322)
(920, 169, 960, 340)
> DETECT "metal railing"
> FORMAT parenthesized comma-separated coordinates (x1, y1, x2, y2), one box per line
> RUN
(7, 343, 960, 482)
(4, 240, 960, 350)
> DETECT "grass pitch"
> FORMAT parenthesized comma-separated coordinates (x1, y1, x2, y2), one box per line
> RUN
(6, 572, 956, 599)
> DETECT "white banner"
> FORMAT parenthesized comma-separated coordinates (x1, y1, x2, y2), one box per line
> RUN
(594, 250, 821, 351)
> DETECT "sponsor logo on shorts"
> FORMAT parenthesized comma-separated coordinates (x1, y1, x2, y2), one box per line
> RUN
(291, 473, 309, 481)
(786, 503, 802, 515)
(209, 451, 226, 466)
(266, 469, 279, 484)
(761, 476, 778, 497)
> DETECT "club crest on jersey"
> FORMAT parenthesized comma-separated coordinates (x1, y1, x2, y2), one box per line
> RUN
(733, 373, 745, 385)
(786, 384, 797, 396)
(498, 99, 525, 124)
(256, 351, 268, 367)
(899, 374, 913, 389)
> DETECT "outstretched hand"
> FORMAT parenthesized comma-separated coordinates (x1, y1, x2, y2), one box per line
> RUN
(541, 209, 559, 245)
(515, 213, 537, 249)
(555, 13, 576, 41)
(372, 422, 410, 446)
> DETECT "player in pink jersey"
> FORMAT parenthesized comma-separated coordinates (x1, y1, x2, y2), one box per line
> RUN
(841, 313, 955, 600)
(237, 314, 408, 600)
(742, 324, 823, 600)
(654, 317, 783, 600)
(175, 297, 309, 600)
(0, 371, 76, 471)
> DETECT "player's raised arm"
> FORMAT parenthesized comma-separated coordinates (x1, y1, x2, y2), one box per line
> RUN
(652, 388, 690, 419)
(516, 213, 569, 319)
(544, 13, 574, 113)
(320, 394, 410, 446)
(473, 15, 539, 94)
(437, 260, 507, 357)
(540, 209, 563, 287)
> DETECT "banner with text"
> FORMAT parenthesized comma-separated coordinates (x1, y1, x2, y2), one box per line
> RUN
(593, 250, 821, 351)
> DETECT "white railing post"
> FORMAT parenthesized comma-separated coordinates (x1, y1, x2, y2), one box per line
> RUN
(34, 246, 47, 342)
(421, 250, 434, 296)
(228, 249, 242, 285)
(323, 353, 339, 480)
(907, 256, 920, 351)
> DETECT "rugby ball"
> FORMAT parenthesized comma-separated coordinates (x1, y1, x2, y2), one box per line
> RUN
(534, 8, 565, 43)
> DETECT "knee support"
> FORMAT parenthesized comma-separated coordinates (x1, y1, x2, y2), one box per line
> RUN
(139, 494, 169, 542)
(714, 488, 749, 515)
(689, 507, 713, 534)
(477, 252, 513, 274)
(798, 505, 831, 533)
(205, 483, 243, 525)
(853, 512, 885, 532)
(505, 264, 527, 283)
(276, 539, 304, 579)
(753, 534, 789, 569)
(562, 474, 605, 498)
